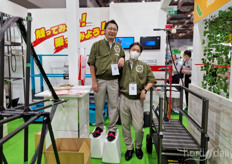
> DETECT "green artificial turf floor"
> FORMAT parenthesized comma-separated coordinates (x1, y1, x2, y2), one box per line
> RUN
(3, 115, 187, 164)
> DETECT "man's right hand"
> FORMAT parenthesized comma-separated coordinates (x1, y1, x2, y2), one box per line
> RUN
(92, 81, 98, 92)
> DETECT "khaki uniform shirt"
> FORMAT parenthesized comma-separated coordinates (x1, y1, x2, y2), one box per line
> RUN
(120, 60, 156, 100)
(88, 39, 125, 80)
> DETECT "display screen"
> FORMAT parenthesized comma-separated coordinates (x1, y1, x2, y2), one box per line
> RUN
(115, 37, 134, 49)
(140, 36, 160, 49)
(146, 41, 156, 46)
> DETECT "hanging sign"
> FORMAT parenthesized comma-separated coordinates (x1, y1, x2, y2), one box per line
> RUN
(194, 0, 230, 23)
(167, 6, 177, 15)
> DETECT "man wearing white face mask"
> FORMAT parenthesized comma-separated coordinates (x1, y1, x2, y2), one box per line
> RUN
(119, 42, 156, 161)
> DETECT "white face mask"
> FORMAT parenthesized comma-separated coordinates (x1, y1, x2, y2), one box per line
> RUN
(130, 51, 140, 60)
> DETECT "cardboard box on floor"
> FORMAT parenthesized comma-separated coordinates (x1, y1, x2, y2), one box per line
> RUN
(35, 130, 45, 153)
(45, 138, 91, 164)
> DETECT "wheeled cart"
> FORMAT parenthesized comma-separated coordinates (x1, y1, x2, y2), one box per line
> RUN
(146, 85, 209, 164)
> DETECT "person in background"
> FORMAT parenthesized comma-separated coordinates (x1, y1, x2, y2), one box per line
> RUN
(88, 20, 125, 142)
(170, 54, 182, 113)
(181, 50, 192, 110)
(119, 42, 156, 161)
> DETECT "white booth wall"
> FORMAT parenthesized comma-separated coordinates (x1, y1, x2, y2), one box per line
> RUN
(2, 1, 168, 103)
(29, 8, 109, 90)
(110, 2, 167, 64)
(29, 2, 167, 91)
(0, 0, 27, 17)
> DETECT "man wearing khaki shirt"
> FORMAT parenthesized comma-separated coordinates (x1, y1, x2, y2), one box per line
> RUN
(119, 42, 156, 160)
(88, 20, 125, 142)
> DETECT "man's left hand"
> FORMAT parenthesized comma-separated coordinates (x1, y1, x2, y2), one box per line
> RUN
(182, 69, 186, 74)
(118, 57, 125, 67)
(182, 69, 191, 74)
(140, 90, 146, 100)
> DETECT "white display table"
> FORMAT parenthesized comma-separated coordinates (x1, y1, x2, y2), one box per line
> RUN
(35, 86, 91, 148)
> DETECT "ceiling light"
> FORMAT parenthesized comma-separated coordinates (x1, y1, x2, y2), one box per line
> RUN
(174, 0, 178, 2)
(142, 0, 145, 2)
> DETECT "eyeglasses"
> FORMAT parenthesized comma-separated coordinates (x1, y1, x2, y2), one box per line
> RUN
(107, 27, 118, 32)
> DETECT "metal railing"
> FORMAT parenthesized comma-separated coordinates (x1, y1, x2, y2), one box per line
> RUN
(150, 84, 209, 164)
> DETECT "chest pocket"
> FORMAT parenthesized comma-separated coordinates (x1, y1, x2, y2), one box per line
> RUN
(135, 71, 146, 91)
(95, 52, 110, 75)
(137, 72, 145, 80)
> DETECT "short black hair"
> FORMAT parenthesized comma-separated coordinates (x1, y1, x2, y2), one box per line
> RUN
(104, 20, 118, 31)
(129, 42, 143, 53)
(184, 50, 191, 57)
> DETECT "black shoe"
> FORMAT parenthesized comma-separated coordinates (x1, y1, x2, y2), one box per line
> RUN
(92, 127, 103, 138)
(107, 131, 116, 142)
(135, 148, 143, 159)
(125, 149, 134, 161)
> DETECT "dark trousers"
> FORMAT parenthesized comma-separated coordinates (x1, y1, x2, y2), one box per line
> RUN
(184, 75, 191, 107)
(172, 74, 180, 84)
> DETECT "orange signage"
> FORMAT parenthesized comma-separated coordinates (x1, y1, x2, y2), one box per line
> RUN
(194, 0, 230, 23)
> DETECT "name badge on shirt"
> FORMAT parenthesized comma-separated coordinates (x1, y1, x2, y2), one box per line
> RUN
(111, 64, 119, 76)
(129, 82, 137, 95)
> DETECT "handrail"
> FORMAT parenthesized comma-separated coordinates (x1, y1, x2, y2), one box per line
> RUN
(151, 84, 209, 163)
(152, 84, 209, 133)
(154, 84, 208, 100)
(179, 108, 203, 133)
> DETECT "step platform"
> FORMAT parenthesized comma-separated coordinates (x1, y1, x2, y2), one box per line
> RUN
(102, 130, 121, 163)
(89, 126, 106, 158)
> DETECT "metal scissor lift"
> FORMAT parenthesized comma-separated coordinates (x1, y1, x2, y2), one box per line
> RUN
(146, 85, 209, 164)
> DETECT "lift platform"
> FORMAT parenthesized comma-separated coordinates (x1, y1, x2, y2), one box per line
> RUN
(146, 85, 209, 164)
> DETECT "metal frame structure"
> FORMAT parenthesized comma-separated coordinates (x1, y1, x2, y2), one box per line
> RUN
(0, 13, 66, 164)
(30, 54, 68, 100)
(147, 85, 209, 164)
(149, 65, 173, 119)
(4, 13, 26, 106)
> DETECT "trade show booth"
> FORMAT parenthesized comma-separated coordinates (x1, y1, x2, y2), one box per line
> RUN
(0, 0, 232, 163)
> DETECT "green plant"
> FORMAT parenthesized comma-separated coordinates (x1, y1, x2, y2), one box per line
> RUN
(202, 7, 232, 98)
